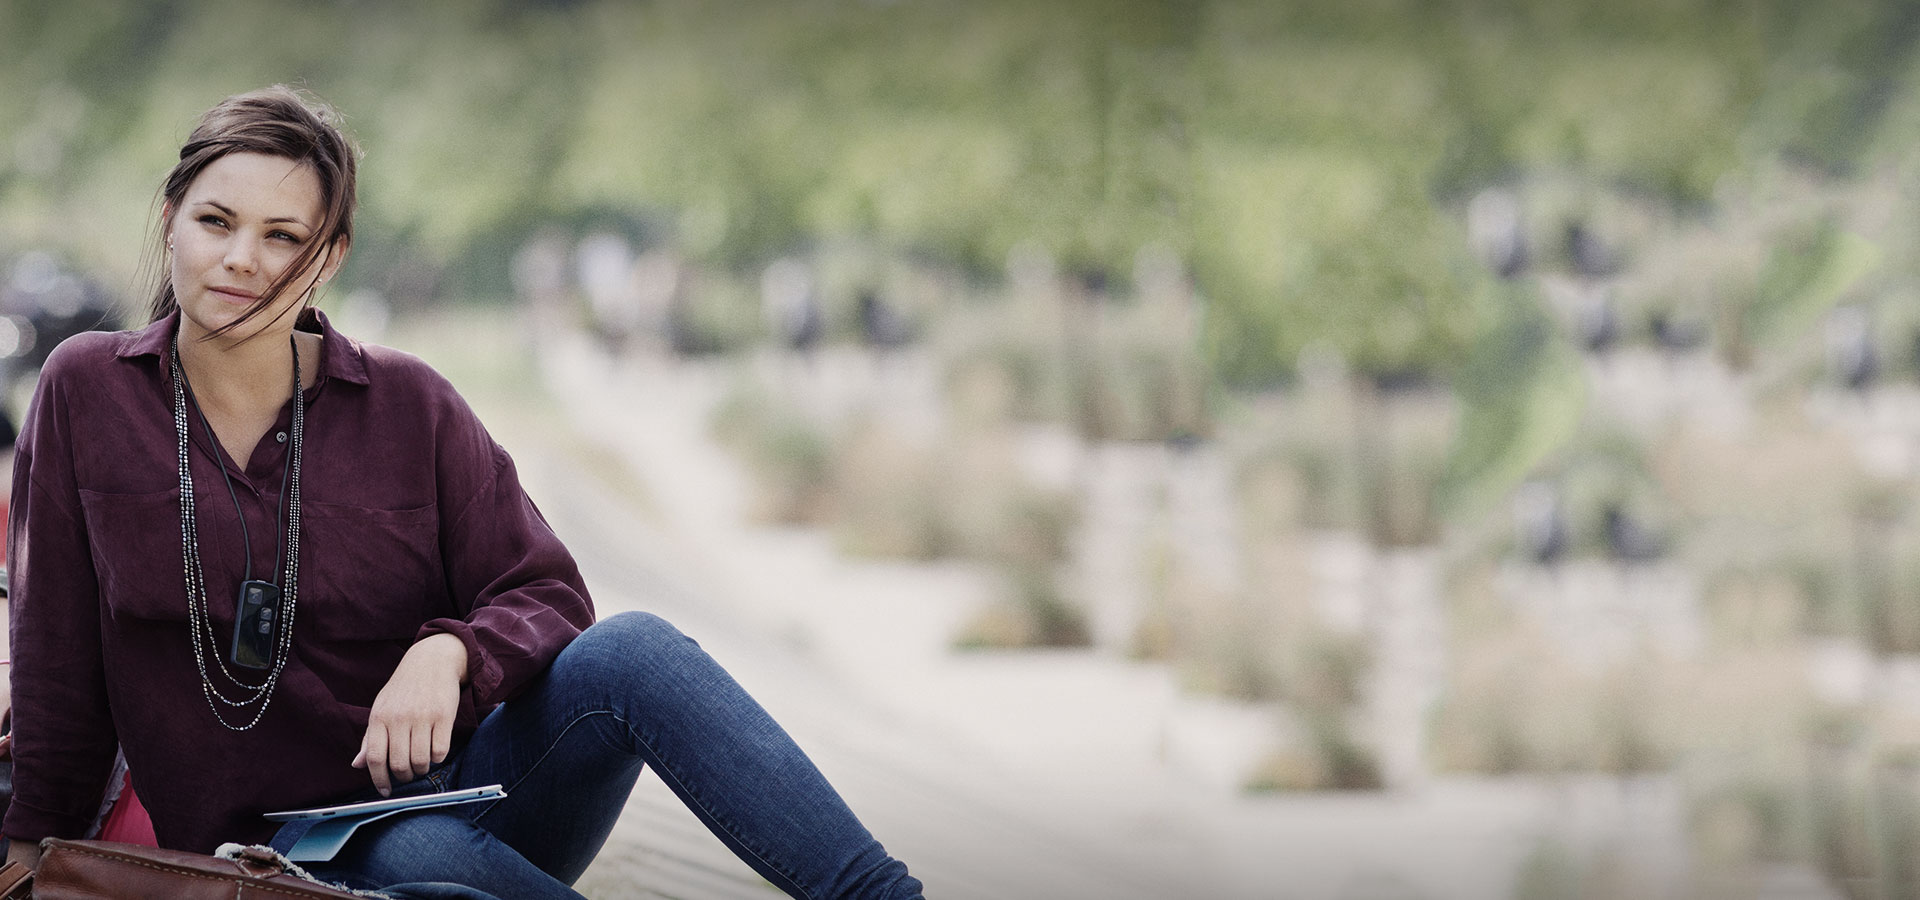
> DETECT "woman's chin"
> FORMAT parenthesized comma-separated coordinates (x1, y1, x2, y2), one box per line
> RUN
(180, 307, 247, 340)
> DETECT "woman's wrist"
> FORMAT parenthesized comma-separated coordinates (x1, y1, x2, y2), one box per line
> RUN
(4, 836, 40, 870)
(412, 633, 469, 686)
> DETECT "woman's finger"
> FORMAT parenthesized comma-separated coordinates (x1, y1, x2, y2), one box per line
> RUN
(409, 722, 433, 776)
(430, 719, 452, 766)
(362, 723, 391, 796)
(388, 725, 414, 785)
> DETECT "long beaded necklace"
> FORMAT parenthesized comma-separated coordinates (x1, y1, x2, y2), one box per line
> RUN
(170, 329, 305, 731)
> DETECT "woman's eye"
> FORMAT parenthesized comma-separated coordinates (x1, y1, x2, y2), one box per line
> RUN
(198, 214, 227, 228)
(270, 231, 303, 244)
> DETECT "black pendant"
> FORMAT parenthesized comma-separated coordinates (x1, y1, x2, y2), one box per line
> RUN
(231, 579, 281, 670)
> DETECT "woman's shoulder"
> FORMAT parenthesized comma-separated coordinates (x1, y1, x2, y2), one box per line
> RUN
(353, 340, 453, 392)
(39, 327, 150, 386)
(348, 340, 487, 428)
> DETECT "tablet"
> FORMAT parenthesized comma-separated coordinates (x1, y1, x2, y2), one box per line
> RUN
(264, 784, 506, 822)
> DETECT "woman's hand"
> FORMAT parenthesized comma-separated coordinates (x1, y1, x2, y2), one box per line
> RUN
(352, 633, 467, 797)
(4, 835, 38, 871)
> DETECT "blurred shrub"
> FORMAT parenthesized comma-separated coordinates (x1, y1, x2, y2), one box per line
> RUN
(1429, 618, 1673, 775)
(941, 303, 1071, 426)
(1161, 529, 1379, 789)
(710, 384, 834, 524)
(1795, 727, 1920, 900)
(1244, 711, 1383, 793)
(1869, 753, 1920, 900)
(1229, 377, 1457, 544)
(1828, 478, 1920, 656)
(1699, 568, 1809, 651)
(828, 424, 960, 560)
(941, 290, 1210, 443)
(716, 377, 1087, 648)
(830, 421, 1076, 566)
(1688, 774, 1802, 876)
(668, 273, 764, 356)
(1441, 284, 1587, 521)
(1065, 334, 1210, 443)
(1235, 434, 1353, 539)
(954, 560, 1090, 650)
(1356, 387, 1456, 547)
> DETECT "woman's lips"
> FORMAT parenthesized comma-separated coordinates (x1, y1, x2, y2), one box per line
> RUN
(210, 287, 258, 304)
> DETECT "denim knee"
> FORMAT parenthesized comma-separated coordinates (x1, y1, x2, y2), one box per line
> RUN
(569, 610, 688, 669)
(338, 812, 492, 884)
(579, 609, 699, 663)
(560, 612, 715, 705)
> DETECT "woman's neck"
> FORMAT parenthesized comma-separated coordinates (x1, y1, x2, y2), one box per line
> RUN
(175, 318, 319, 414)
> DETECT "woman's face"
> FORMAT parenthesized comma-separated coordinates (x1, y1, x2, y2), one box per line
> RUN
(166, 151, 338, 346)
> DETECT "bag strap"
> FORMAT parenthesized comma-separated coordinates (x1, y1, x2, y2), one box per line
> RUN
(0, 859, 32, 899)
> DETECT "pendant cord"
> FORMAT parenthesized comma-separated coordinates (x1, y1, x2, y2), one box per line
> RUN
(178, 373, 254, 583)
(176, 342, 299, 586)
(171, 326, 306, 731)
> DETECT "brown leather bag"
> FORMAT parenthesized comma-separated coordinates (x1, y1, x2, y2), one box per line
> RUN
(33, 838, 369, 899)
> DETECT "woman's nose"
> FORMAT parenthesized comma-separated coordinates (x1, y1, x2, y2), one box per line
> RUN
(223, 238, 258, 274)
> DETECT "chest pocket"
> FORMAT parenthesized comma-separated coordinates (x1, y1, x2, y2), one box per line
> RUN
(298, 500, 444, 642)
(78, 487, 187, 623)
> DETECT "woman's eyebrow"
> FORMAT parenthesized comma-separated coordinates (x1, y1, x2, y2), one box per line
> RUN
(193, 199, 310, 228)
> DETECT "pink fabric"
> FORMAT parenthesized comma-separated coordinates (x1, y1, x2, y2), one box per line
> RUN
(95, 770, 156, 847)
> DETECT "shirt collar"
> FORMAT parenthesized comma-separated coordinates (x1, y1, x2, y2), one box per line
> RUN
(115, 306, 372, 387)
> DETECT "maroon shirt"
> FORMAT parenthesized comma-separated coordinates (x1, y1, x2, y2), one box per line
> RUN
(3, 309, 595, 852)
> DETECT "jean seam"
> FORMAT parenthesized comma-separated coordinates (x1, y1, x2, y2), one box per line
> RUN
(627, 717, 815, 900)
(478, 707, 813, 900)
(470, 709, 602, 827)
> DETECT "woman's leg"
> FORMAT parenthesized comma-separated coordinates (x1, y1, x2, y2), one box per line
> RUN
(325, 611, 922, 900)
(311, 811, 565, 899)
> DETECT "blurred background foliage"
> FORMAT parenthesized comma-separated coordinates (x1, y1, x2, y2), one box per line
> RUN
(8, 0, 1915, 379)
(12, 0, 1920, 528)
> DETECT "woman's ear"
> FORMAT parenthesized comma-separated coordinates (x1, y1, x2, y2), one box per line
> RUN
(319, 238, 350, 285)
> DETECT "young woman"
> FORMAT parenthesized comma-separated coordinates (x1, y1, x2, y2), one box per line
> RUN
(1, 86, 924, 900)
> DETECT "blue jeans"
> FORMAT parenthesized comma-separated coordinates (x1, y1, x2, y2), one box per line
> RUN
(274, 611, 924, 900)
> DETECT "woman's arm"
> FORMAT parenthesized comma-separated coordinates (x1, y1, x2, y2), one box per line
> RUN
(418, 443, 594, 708)
(352, 633, 466, 796)
(350, 372, 592, 794)
(2, 350, 118, 852)
(0, 580, 23, 875)
(4, 836, 36, 870)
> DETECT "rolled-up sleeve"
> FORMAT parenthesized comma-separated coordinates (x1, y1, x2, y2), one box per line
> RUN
(416, 411, 593, 708)
(3, 353, 118, 842)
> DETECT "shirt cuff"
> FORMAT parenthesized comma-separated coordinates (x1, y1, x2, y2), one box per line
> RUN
(414, 618, 502, 706)
(2, 796, 97, 845)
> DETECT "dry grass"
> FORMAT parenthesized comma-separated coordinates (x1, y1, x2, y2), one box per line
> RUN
(1244, 711, 1384, 792)
(710, 388, 836, 525)
(953, 561, 1090, 650)
(713, 374, 1088, 648)
(938, 292, 1211, 443)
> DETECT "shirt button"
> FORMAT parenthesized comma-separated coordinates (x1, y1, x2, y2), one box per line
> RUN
(275, 432, 287, 443)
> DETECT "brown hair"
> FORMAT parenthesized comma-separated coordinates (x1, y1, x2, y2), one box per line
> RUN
(147, 85, 358, 335)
